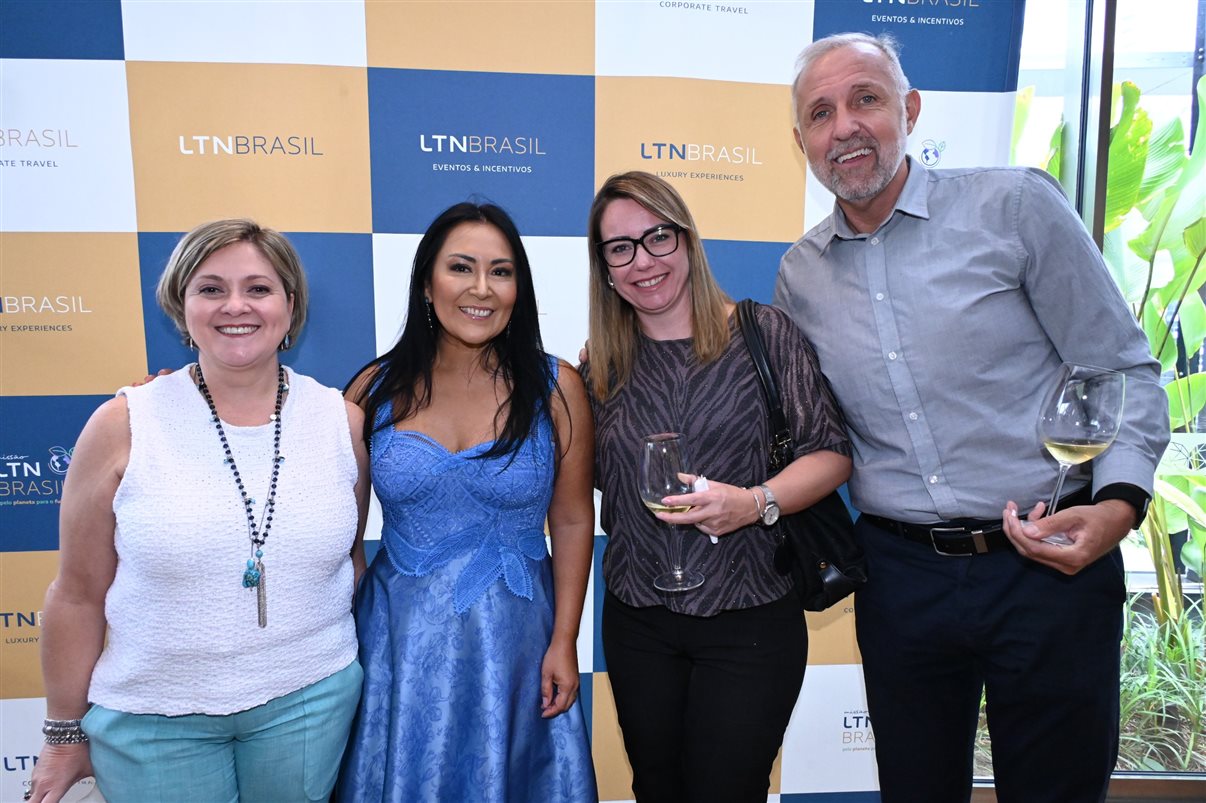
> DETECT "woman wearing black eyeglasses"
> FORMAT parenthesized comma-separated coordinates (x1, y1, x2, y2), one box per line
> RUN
(580, 171, 852, 802)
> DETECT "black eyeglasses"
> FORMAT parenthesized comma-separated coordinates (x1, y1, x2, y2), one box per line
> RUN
(597, 224, 684, 268)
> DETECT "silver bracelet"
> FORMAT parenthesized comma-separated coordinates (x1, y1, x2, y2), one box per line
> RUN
(43, 718, 81, 727)
(750, 486, 767, 518)
(42, 718, 88, 745)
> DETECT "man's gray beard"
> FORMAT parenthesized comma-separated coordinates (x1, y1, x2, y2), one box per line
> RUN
(813, 136, 906, 203)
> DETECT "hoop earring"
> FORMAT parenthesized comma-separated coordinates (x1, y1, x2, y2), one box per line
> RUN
(424, 298, 434, 331)
(278, 333, 292, 351)
(606, 275, 615, 289)
(186, 335, 196, 350)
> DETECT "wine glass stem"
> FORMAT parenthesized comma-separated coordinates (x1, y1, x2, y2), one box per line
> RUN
(1047, 464, 1071, 515)
(669, 523, 685, 579)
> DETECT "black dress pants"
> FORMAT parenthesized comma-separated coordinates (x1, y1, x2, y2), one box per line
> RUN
(602, 591, 807, 803)
(854, 516, 1125, 803)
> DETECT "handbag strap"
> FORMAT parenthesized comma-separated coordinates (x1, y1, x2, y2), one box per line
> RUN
(735, 300, 793, 472)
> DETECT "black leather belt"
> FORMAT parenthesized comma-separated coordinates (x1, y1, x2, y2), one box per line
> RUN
(862, 487, 1093, 557)
(861, 514, 1010, 555)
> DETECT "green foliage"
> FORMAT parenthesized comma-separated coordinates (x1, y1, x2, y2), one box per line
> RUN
(1166, 375, 1206, 431)
(1096, 76, 1206, 641)
(1139, 118, 1190, 205)
(1117, 595, 1206, 772)
(1104, 82, 1152, 232)
(1117, 78, 1206, 387)
(1045, 118, 1064, 179)
(1184, 531, 1206, 580)
(1188, 217, 1206, 259)
(1141, 492, 1184, 625)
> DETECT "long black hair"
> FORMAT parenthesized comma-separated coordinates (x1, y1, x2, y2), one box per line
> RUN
(348, 202, 558, 462)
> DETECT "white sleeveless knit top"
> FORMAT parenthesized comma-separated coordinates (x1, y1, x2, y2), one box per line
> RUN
(89, 366, 359, 715)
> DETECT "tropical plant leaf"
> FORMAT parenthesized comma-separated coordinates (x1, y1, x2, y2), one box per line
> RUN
(1045, 118, 1064, 179)
(1176, 293, 1206, 362)
(1121, 79, 1205, 330)
(1137, 117, 1187, 207)
(1109, 207, 1171, 306)
(1185, 216, 1206, 261)
(1150, 243, 1206, 330)
(1104, 82, 1151, 233)
(1182, 533, 1204, 579)
(1155, 474, 1206, 532)
(1165, 496, 1189, 534)
(1159, 477, 1191, 532)
(1166, 374, 1206, 430)
(1155, 76, 1206, 258)
(1147, 213, 1206, 331)
(1143, 292, 1181, 371)
(1156, 478, 1206, 528)
(1142, 299, 1178, 372)
(1130, 189, 1179, 265)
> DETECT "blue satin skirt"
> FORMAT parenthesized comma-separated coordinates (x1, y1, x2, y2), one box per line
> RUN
(336, 549, 597, 802)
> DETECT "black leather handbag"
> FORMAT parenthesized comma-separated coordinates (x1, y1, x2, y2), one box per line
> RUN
(735, 299, 867, 612)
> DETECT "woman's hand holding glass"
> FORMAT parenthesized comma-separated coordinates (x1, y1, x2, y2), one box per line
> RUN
(653, 479, 763, 539)
(639, 434, 706, 592)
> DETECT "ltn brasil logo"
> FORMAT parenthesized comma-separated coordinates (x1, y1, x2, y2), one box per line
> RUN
(48, 446, 72, 475)
(920, 138, 945, 167)
(842, 711, 875, 750)
(0, 447, 72, 504)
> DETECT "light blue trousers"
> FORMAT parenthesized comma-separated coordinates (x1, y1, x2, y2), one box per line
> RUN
(82, 660, 362, 803)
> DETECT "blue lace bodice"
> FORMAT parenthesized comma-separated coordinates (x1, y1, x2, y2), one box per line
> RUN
(370, 378, 556, 614)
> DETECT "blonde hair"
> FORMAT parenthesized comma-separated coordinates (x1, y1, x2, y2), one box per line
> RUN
(585, 171, 731, 400)
(156, 218, 309, 348)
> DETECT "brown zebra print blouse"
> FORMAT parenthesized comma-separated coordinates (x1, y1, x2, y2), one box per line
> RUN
(583, 303, 850, 617)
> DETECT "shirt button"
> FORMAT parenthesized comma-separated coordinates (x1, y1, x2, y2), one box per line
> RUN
(929, 475, 939, 484)
(908, 412, 919, 421)
(875, 292, 885, 301)
(870, 237, 880, 245)
(888, 351, 898, 360)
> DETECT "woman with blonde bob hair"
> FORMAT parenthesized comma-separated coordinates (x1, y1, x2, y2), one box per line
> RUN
(28, 219, 368, 803)
(582, 171, 852, 802)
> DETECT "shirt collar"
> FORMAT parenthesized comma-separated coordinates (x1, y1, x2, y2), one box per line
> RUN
(811, 156, 932, 251)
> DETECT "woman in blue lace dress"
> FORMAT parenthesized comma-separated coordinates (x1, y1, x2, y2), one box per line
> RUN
(336, 203, 597, 802)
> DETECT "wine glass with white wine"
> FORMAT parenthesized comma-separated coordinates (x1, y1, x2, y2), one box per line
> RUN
(639, 433, 705, 592)
(1035, 363, 1126, 545)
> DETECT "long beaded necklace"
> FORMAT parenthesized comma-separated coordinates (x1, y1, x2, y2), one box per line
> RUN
(195, 362, 287, 628)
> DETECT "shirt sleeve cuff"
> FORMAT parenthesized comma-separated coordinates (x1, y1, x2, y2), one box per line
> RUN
(1093, 482, 1151, 529)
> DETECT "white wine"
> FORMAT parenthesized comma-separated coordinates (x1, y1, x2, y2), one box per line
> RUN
(644, 501, 691, 514)
(1043, 439, 1110, 465)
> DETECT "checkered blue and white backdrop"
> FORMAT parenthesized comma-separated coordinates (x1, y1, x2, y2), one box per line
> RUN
(0, 2, 1025, 799)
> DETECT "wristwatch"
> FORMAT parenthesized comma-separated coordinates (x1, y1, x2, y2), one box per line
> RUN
(757, 484, 780, 525)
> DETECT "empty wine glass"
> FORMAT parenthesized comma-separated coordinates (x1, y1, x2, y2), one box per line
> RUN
(1036, 363, 1126, 545)
(639, 433, 704, 592)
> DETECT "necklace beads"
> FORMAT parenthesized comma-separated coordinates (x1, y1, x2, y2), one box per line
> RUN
(194, 362, 287, 628)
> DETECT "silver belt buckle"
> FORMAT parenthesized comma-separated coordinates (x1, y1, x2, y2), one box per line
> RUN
(929, 526, 982, 556)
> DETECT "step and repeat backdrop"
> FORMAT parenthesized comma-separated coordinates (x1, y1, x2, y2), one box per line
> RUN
(0, 2, 1024, 800)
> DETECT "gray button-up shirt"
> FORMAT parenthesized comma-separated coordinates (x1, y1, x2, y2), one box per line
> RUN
(775, 158, 1167, 523)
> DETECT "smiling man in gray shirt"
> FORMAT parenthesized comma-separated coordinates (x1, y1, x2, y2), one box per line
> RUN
(775, 32, 1167, 803)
